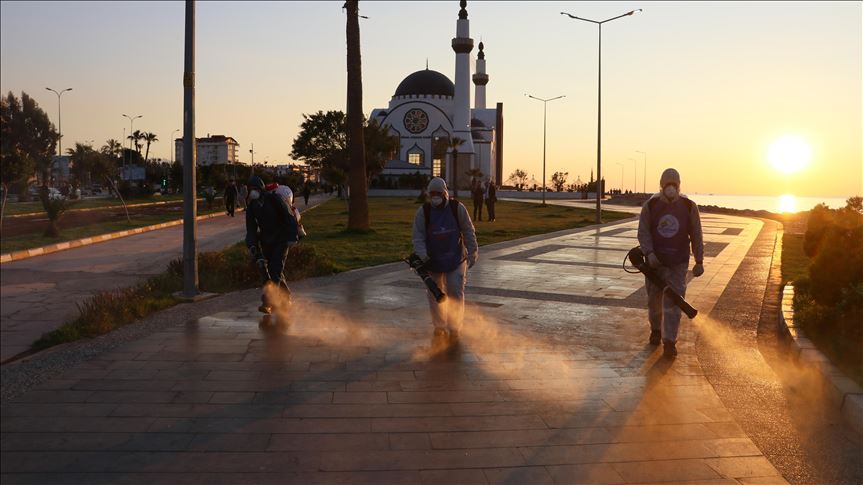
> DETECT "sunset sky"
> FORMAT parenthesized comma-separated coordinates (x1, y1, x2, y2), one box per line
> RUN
(1, 1, 860, 198)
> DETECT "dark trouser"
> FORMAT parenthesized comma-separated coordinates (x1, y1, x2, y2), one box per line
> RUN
(226, 198, 236, 216)
(472, 198, 483, 221)
(304, 194, 310, 205)
(261, 242, 293, 307)
(485, 198, 495, 221)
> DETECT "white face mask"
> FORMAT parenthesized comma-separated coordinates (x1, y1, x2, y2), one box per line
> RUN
(249, 189, 260, 200)
(663, 185, 679, 199)
(431, 196, 443, 206)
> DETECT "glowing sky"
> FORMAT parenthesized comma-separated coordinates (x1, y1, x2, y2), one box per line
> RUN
(1, 1, 860, 197)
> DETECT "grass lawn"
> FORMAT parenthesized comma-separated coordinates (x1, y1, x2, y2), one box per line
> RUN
(302, 198, 633, 272)
(1, 206, 224, 253)
(3, 194, 186, 216)
(781, 232, 809, 284)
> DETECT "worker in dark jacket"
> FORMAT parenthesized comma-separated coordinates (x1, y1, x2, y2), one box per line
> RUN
(245, 176, 299, 314)
(224, 179, 238, 217)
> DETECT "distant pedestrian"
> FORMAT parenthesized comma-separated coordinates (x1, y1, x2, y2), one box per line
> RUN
(238, 184, 248, 209)
(224, 179, 238, 217)
(302, 183, 311, 206)
(412, 177, 478, 347)
(484, 180, 497, 222)
(637, 168, 704, 358)
(471, 179, 484, 221)
(245, 176, 299, 317)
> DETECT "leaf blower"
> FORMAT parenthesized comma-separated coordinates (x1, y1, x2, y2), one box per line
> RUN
(624, 246, 698, 319)
(405, 253, 447, 303)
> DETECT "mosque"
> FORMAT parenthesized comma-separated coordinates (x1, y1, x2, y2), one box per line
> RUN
(370, 0, 503, 188)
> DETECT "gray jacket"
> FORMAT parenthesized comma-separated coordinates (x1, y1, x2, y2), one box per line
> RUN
(412, 200, 479, 266)
(637, 193, 704, 264)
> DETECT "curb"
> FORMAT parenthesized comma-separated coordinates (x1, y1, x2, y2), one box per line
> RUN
(0, 210, 230, 264)
(779, 284, 863, 436)
(0, 194, 332, 264)
(5, 197, 214, 219)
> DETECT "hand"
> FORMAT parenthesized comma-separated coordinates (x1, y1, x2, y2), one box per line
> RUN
(692, 263, 704, 277)
(647, 252, 661, 269)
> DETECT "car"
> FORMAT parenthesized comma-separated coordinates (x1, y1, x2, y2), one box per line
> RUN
(90, 184, 103, 194)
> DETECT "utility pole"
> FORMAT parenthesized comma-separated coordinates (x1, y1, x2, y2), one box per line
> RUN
(181, 0, 198, 297)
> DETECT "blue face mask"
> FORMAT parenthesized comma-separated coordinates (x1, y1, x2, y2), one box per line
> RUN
(249, 189, 260, 200)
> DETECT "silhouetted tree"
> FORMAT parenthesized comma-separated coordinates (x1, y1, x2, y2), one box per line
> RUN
(345, 0, 368, 231)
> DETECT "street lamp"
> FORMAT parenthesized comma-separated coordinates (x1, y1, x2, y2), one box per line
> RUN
(170, 129, 180, 163)
(561, 8, 641, 223)
(525, 93, 565, 206)
(45, 87, 72, 157)
(636, 150, 647, 194)
(122, 113, 142, 171)
(616, 162, 624, 194)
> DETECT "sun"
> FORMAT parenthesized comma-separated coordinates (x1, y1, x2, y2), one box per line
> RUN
(768, 135, 811, 174)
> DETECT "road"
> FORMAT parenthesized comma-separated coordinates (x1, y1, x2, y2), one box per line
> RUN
(0, 194, 330, 363)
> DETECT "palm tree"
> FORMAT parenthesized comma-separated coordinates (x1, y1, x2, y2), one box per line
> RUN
(345, 0, 369, 231)
(142, 132, 158, 162)
(66, 143, 94, 186)
(446, 136, 465, 198)
(127, 129, 144, 154)
(101, 138, 123, 158)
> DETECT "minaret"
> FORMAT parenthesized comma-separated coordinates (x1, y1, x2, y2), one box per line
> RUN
(472, 41, 488, 109)
(451, 0, 475, 180)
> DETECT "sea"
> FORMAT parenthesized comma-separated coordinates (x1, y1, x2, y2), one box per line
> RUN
(685, 194, 851, 213)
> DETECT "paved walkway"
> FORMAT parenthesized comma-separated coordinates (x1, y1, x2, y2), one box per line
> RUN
(0, 194, 330, 363)
(2, 212, 859, 483)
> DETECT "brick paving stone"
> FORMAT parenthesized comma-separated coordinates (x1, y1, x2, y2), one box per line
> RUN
(612, 459, 722, 482)
(5, 213, 853, 483)
(483, 466, 556, 484)
(544, 463, 625, 484)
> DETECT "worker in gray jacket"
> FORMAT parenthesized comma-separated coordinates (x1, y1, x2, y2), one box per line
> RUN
(412, 177, 478, 345)
(637, 168, 704, 358)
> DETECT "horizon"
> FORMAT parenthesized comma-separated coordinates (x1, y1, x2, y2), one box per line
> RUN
(1, 1, 860, 198)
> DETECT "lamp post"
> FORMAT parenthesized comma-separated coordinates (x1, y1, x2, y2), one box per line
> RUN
(181, 0, 198, 297)
(636, 150, 647, 193)
(561, 8, 641, 223)
(122, 113, 142, 173)
(45, 87, 72, 157)
(170, 129, 180, 163)
(616, 162, 624, 194)
(525, 93, 565, 206)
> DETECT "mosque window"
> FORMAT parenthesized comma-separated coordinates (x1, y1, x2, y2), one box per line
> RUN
(433, 158, 442, 176)
(408, 152, 423, 165)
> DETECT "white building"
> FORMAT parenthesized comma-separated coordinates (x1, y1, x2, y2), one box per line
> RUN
(370, 0, 503, 188)
(174, 134, 240, 166)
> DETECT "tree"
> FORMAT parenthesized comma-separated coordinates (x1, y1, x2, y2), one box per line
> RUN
(128, 129, 144, 153)
(508, 169, 528, 190)
(446, 136, 466, 197)
(551, 171, 569, 192)
(67, 142, 97, 188)
(364, 119, 398, 183)
(291, 110, 347, 170)
(291, 110, 397, 192)
(0, 92, 58, 194)
(345, 0, 369, 231)
(142, 132, 158, 162)
(847, 196, 863, 215)
(101, 138, 123, 158)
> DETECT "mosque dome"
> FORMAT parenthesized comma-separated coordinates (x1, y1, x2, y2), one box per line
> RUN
(394, 69, 455, 97)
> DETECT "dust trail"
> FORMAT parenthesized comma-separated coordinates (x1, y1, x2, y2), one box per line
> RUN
(693, 313, 837, 423)
(262, 284, 413, 349)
